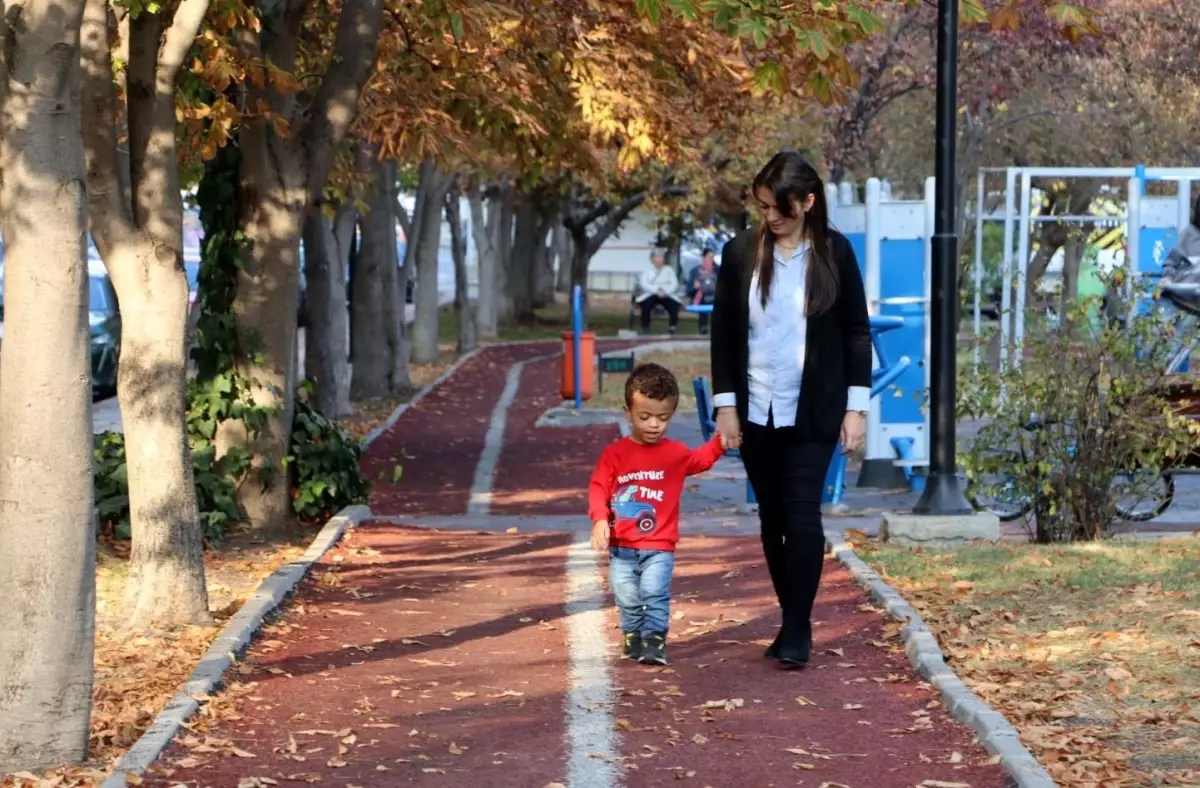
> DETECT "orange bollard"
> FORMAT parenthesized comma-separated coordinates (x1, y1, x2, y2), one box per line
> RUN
(561, 330, 596, 401)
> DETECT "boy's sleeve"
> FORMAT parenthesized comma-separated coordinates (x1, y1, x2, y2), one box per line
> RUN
(588, 448, 617, 523)
(684, 435, 726, 476)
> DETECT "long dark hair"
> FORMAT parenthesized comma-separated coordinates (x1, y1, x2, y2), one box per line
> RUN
(751, 152, 838, 314)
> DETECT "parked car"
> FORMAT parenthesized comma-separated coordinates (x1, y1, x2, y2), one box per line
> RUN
(0, 257, 120, 399)
(88, 259, 121, 397)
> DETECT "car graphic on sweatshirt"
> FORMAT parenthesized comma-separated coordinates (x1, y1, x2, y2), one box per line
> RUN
(611, 485, 658, 533)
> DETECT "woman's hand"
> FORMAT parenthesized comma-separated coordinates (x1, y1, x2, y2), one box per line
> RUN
(715, 407, 742, 451)
(840, 411, 866, 455)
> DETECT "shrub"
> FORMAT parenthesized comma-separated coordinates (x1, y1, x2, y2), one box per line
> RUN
(94, 381, 371, 544)
(959, 282, 1200, 542)
(286, 384, 371, 526)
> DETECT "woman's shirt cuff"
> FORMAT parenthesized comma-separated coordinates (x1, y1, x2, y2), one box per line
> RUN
(847, 387, 870, 413)
(712, 393, 737, 409)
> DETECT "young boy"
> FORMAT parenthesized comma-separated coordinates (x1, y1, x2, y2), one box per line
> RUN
(588, 363, 726, 665)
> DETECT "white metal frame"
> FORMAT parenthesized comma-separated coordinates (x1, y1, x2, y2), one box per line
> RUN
(976, 166, 1200, 368)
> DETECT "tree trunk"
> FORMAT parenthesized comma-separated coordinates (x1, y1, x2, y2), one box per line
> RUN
(447, 182, 477, 353)
(412, 162, 450, 364)
(509, 194, 540, 322)
(80, 0, 211, 629)
(495, 183, 516, 325)
(470, 179, 508, 340)
(376, 159, 411, 393)
(303, 205, 352, 416)
(0, 0, 96, 768)
(554, 216, 572, 294)
(221, 0, 382, 533)
(353, 152, 398, 399)
(533, 201, 558, 309)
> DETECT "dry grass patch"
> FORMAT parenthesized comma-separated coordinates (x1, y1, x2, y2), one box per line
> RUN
(587, 346, 711, 411)
(1, 537, 308, 786)
(858, 538, 1200, 788)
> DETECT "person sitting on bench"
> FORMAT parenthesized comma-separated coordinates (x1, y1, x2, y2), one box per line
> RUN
(635, 249, 682, 335)
(686, 248, 719, 334)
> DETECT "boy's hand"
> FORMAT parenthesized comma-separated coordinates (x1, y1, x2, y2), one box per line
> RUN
(590, 520, 610, 551)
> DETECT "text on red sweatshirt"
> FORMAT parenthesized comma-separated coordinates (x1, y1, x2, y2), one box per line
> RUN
(587, 436, 724, 551)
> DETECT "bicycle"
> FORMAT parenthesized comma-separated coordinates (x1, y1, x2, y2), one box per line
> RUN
(967, 414, 1176, 523)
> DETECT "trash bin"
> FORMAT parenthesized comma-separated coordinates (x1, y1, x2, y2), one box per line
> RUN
(561, 330, 596, 401)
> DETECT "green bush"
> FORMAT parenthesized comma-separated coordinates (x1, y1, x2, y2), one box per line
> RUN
(959, 281, 1200, 542)
(94, 382, 371, 545)
(286, 384, 371, 526)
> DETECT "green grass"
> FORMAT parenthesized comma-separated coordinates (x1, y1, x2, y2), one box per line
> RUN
(588, 348, 711, 411)
(435, 297, 703, 343)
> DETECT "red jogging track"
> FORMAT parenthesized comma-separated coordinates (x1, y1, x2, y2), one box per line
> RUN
(141, 342, 1011, 788)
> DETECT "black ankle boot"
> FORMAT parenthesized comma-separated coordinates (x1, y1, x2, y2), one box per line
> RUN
(776, 616, 812, 669)
(763, 627, 783, 659)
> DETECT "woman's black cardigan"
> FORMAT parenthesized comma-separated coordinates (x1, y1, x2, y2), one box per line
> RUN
(709, 227, 874, 444)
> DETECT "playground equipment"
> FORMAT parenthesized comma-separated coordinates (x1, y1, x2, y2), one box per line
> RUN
(972, 166, 1200, 372)
(826, 177, 934, 490)
(692, 314, 913, 510)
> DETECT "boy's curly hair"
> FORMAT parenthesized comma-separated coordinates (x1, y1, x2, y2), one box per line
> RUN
(624, 362, 680, 408)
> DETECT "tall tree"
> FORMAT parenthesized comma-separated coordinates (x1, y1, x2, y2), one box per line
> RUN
(80, 0, 212, 628)
(446, 178, 478, 353)
(409, 160, 452, 364)
(0, 0, 96, 769)
(221, 0, 383, 533)
(302, 199, 355, 417)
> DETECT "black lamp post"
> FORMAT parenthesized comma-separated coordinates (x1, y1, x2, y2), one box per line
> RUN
(912, 0, 973, 515)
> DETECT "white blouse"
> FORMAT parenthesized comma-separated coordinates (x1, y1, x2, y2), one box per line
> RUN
(712, 243, 869, 426)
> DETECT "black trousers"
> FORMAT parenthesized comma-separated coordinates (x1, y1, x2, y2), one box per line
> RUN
(639, 295, 680, 330)
(740, 415, 835, 628)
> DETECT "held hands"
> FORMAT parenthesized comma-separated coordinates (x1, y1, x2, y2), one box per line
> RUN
(590, 519, 610, 551)
(715, 407, 741, 451)
(840, 411, 866, 455)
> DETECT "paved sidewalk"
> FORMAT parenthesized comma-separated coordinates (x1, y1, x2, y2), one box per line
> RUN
(140, 345, 1014, 787)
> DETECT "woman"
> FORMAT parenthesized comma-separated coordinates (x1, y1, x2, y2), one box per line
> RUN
(636, 249, 683, 334)
(687, 249, 719, 334)
(710, 152, 871, 669)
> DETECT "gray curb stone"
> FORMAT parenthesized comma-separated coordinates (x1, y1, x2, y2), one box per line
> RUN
(825, 530, 1058, 788)
(100, 504, 373, 788)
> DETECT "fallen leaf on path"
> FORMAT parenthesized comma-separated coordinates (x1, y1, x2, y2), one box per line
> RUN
(692, 733, 708, 744)
(326, 609, 363, 617)
(795, 696, 817, 706)
(843, 703, 864, 710)
(400, 639, 429, 647)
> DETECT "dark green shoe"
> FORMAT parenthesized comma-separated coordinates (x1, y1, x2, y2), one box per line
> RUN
(639, 632, 668, 665)
(621, 632, 643, 661)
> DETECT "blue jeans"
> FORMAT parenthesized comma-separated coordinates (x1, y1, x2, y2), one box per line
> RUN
(609, 547, 675, 635)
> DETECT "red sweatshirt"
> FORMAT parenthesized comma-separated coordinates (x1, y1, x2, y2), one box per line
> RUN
(588, 435, 725, 551)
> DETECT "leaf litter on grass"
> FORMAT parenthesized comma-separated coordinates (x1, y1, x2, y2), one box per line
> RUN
(860, 538, 1200, 788)
(1, 539, 308, 788)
